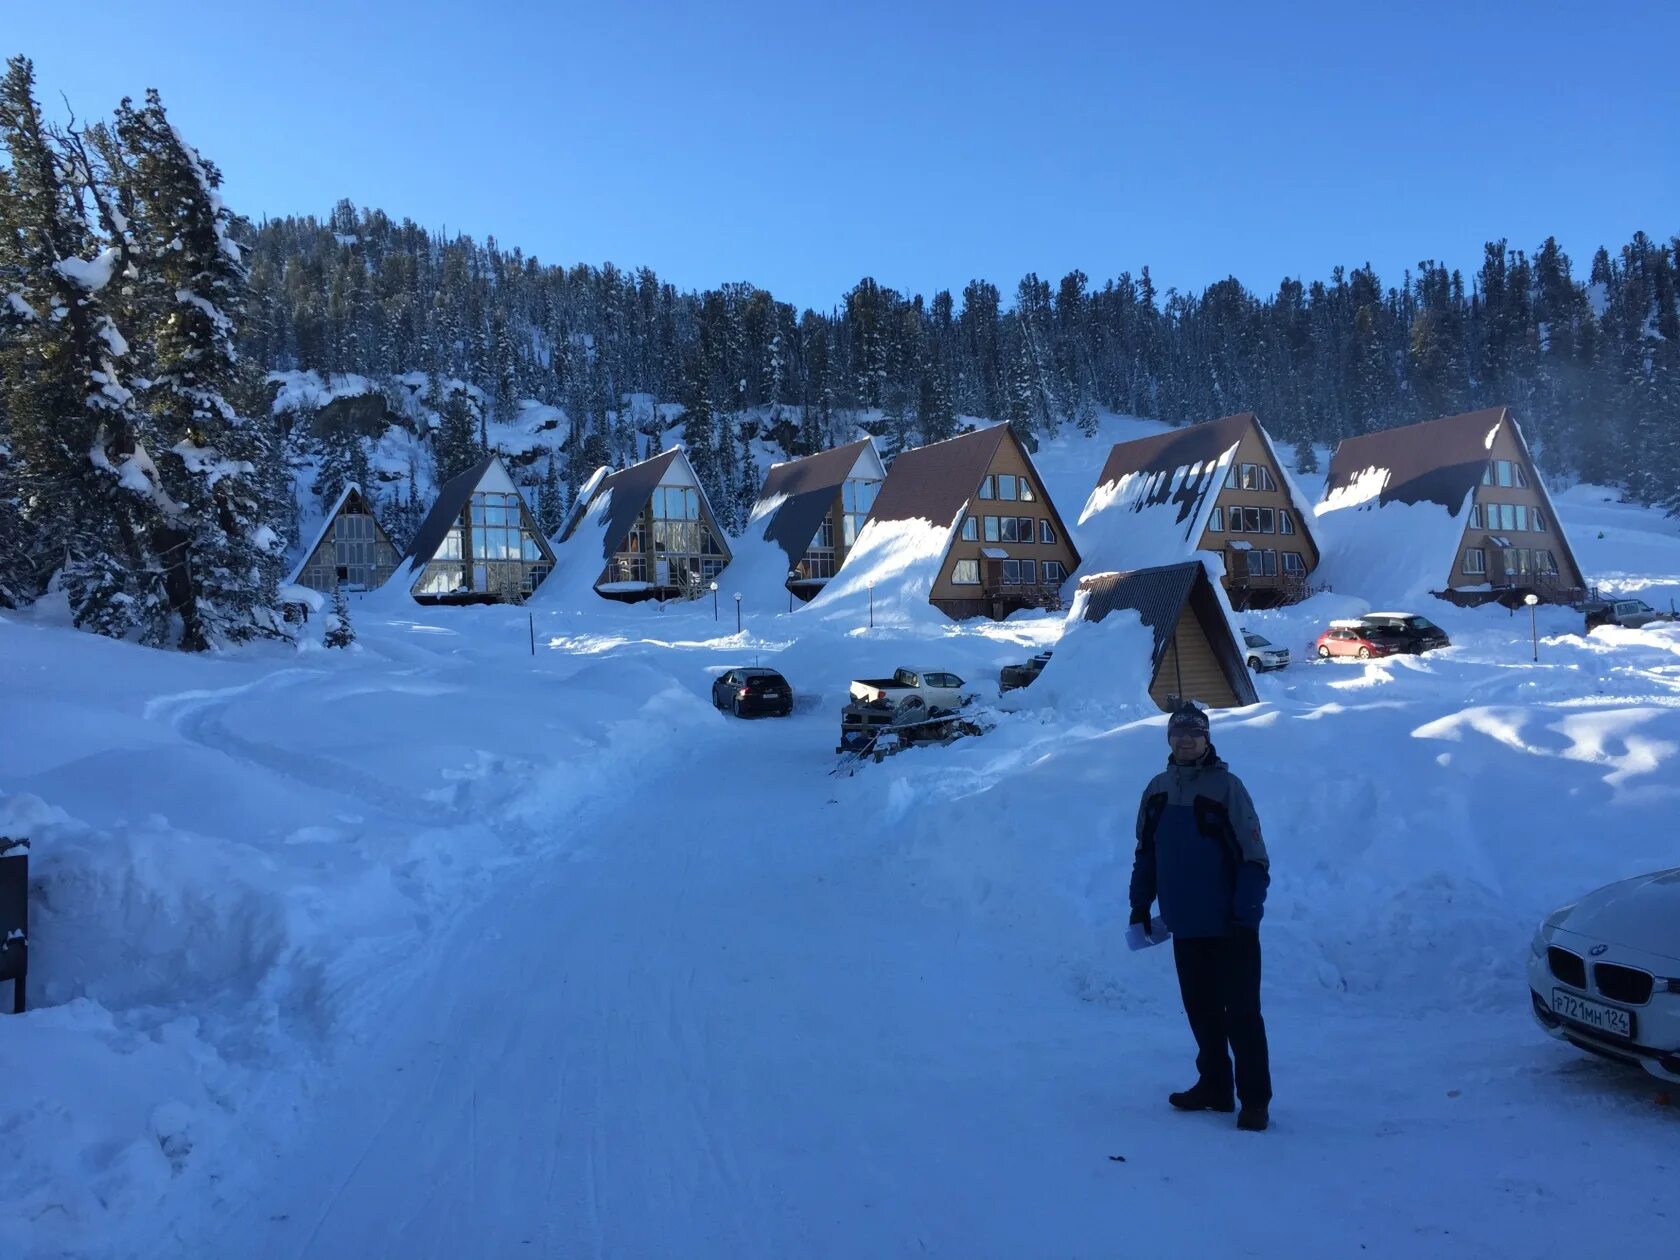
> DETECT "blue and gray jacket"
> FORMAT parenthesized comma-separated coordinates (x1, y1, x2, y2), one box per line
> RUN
(1130, 746, 1270, 938)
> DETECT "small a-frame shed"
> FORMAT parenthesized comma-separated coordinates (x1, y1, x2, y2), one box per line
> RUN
(288, 482, 401, 593)
(1075, 562, 1258, 710)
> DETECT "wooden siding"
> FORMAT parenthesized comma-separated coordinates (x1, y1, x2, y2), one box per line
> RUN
(1448, 420, 1586, 596)
(1195, 424, 1319, 601)
(930, 433, 1081, 615)
(1150, 604, 1241, 710)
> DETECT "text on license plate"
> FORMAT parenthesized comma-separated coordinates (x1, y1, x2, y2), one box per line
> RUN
(1552, 988, 1634, 1039)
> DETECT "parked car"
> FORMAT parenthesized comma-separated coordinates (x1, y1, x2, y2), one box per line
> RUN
(1241, 630, 1289, 673)
(711, 667, 793, 717)
(999, 651, 1053, 692)
(1314, 621, 1400, 660)
(1528, 868, 1680, 1085)
(1357, 611, 1451, 654)
(1581, 596, 1674, 630)
(848, 667, 971, 713)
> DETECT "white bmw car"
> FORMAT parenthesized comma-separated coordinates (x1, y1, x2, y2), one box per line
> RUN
(1528, 867, 1680, 1084)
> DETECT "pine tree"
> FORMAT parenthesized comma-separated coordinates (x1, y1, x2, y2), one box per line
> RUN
(1292, 436, 1319, 474)
(436, 382, 481, 482)
(113, 88, 285, 649)
(0, 57, 176, 642)
(323, 582, 355, 648)
(536, 453, 565, 536)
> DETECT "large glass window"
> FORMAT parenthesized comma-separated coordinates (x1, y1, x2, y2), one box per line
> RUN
(1000, 517, 1019, 543)
(1041, 560, 1066, 583)
(960, 516, 978, 541)
(841, 478, 879, 546)
(984, 516, 1000, 543)
(1535, 549, 1557, 574)
(1209, 506, 1224, 532)
(1039, 519, 1056, 544)
(1464, 548, 1486, 575)
(1279, 510, 1294, 536)
(997, 474, 1018, 501)
(1532, 508, 1547, 532)
(1513, 504, 1529, 531)
(951, 558, 980, 585)
(1469, 503, 1483, 529)
(1282, 551, 1305, 574)
(978, 476, 995, 500)
(1019, 479, 1036, 503)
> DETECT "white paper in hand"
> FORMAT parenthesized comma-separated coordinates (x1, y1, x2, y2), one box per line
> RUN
(1125, 916, 1172, 951)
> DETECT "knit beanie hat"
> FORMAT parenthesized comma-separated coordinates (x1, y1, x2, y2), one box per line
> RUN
(1166, 701, 1210, 740)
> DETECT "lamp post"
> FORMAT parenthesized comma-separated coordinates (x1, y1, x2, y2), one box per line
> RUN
(1525, 592, 1539, 661)
(734, 592, 742, 634)
(710, 580, 718, 620)
(867, 580, 875, 629)
(788, 569, 797, 613)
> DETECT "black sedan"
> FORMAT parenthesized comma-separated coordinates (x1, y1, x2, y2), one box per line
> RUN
(1358, 612, 1450, 654)
(711, 667, 794, 717)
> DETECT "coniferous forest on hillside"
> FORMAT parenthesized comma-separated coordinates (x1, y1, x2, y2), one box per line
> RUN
(3, 57, 1678, 649)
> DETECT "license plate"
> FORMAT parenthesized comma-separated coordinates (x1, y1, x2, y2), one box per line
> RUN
(761, 691, 780, 698)
(1552, 988, 1635, 1039)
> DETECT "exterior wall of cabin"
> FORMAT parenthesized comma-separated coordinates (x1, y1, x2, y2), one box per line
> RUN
(1149, 604, 1241, 710)
(929, 437, 1080, 620)
(1196, 426, 1319, 607)
(1447, 421, 1586, 600)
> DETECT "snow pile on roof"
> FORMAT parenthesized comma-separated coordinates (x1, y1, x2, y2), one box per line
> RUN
(1018, 595, 1159, 721)
(1076, 447, 1238, 576)
(1314, 470, 1473, 603)
(526, 485, 616, 609)
(798, 514, 960, 629)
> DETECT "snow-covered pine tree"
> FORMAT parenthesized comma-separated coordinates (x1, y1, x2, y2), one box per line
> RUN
(112, 89, 286, 649)
(0, 57, 177, 641)
(735, 419, 758, 531)
(323, 582, 355, 648)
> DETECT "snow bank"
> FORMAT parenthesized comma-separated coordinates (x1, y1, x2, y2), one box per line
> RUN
(1075, 446, 1238, 575)
(1314, 472, 1472, 603)
(799, 515, 961, 631)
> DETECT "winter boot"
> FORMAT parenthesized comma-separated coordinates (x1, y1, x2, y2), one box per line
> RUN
(1236, 1105, 1269, 1132)
(1168, 1083, 1235, 1113)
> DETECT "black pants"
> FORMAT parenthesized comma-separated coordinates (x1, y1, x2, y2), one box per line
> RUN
(1171, 932, 1272, 1107)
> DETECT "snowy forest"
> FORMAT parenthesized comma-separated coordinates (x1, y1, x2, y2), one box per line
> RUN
(3, 55, 1678, 652)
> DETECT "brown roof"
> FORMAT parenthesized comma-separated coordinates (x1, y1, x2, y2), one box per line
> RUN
(1077, 562, 1257, 707)
(867, 424, 1082, 569)
(1094, 412, 1256, 491)
(1324, 407, 1509, 511)
(867, 425, 1011, 528)
(754, 438, 876, 567)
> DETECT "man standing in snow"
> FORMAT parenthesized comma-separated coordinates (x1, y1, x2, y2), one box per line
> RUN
(1129, 701, 1272, 1131)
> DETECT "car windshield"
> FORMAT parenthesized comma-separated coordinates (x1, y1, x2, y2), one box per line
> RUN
(1244, 634, 1270, 648)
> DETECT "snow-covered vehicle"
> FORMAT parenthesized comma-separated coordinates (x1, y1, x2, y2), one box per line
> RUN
(1581, 597, 1673, 630)
(1240, 631, 1289, 673)
(838, 667, 975, 756)
(999, 651, 1053, 692)
(1528, 868, 1680, 1084)
(847, 667, 970, 712)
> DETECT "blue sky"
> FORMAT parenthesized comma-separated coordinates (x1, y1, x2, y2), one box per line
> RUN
(13, 1, 1679, 310)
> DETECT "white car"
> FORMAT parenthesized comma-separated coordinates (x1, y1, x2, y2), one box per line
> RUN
(1241, 630, 1290, 673)
(1528, 867, 1680, 1084)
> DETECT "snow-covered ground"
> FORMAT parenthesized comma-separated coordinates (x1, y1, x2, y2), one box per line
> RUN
(2, 444, 1679, 1259)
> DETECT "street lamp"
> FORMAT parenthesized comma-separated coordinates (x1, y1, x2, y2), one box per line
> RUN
(734, 592, 742, 634)
(788, 569, 797, 613)
(1525, 592, 1539, 661)
(867, 579, 875, 629)
(709, 580, 718, 620)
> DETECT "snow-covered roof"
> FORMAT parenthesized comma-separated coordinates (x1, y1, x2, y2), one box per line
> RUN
(1315, 406, 1582, 601)
(1076, 412, 1319, 579)
(752, 438, 882, 569)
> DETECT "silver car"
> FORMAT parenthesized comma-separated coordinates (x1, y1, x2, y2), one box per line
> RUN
(1528, 868, 1680, 1083)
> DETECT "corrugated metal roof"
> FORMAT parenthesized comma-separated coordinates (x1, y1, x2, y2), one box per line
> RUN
(867, 426, 1011, 527)
(1094, 412, 1255, 491)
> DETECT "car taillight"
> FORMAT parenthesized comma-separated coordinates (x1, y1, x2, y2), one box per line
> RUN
(738, 688, 749, 699)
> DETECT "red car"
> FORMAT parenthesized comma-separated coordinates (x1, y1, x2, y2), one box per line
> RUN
(1315, 622, 1400, 660)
